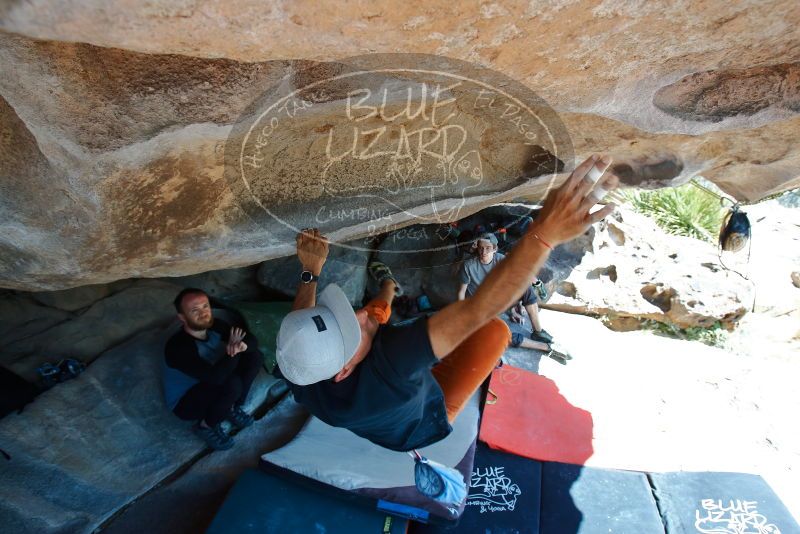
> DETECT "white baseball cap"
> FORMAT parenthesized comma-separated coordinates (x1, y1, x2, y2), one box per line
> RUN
(275, 284, 361, 386)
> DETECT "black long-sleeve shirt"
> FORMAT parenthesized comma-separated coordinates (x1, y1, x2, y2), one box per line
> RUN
(162, 319, 258, 409)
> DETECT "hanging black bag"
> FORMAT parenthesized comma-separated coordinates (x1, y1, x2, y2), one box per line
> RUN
(719, 204, 751, 252)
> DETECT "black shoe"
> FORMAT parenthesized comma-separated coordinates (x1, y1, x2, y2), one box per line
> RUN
(531, 329, 554, 344)
(227, 405, 254, 430)
(194, 423, 234, 451)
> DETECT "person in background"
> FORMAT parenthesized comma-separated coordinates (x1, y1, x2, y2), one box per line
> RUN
(163, 288, 262, 451)
(457, 232, 554, 353)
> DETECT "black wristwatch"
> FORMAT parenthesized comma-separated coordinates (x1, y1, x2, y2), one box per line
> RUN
(300, 270, 319, 284)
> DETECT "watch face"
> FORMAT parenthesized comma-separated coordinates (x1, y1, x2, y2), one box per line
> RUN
(301, 271, 312, 283)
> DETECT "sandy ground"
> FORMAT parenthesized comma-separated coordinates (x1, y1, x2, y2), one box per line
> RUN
(503, 199, 800, 524)
(506, 309, 799, 522)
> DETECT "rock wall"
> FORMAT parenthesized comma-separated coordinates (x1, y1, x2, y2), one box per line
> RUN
(1, 0, 798, 290)
(543, 206, 751, 330)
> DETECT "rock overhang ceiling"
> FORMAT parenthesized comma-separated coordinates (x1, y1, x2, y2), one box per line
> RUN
(0, 0, 798, 290)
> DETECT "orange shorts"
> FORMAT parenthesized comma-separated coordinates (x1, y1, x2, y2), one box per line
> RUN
(361, 299, 510, 424)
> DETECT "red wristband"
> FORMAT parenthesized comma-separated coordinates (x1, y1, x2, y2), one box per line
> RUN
(531, 232, 553, 250)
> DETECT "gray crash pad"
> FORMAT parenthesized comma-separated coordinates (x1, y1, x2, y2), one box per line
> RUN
(0, 325, 284, 534)
(261, 393, 480, 525)
(539, 462, 664, 534)
(650, 471, 800, 534)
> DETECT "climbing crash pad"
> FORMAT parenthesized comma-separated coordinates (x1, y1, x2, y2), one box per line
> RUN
(479, 365, 594, 465)
(539, 462, 664, 534)
(650, 471, 800, 534)
(206, 469, 409, 534)
(411, 442, 543, 533)
(260, 393, 481, 526)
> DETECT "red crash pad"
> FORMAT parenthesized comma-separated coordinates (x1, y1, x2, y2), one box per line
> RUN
(479, 365, 594, 465)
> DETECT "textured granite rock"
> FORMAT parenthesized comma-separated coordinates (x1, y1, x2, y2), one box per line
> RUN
(0, 1, 798, 291)
(0, 326, 284, 534)
(544, 205, 751, 330)
(1, 280, 182, 381)
(28, 280, 133, 312)
(160, 265, 266, 302)
(102, 395, 308, 534)
(257, 238, 372, 307)
(0, 293, 73, 346)
(374, 223, 463, 309)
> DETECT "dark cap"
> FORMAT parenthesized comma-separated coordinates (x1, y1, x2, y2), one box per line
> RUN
(476, 233, 498, 245)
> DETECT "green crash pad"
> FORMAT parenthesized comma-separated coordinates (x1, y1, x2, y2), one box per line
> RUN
(223, 301, 293, 373)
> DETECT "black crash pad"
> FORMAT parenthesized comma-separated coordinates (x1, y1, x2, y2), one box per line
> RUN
(650, 471, 799, 534)
(411, 442, 542, 533)
(539, 462, 664, 534)
(206, 469, 409, 534)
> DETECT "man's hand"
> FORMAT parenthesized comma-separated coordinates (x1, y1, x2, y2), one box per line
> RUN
(531, 155, 619, 247)
(227, 326, 248, 357)
(509, 303, 526, 324)
(296, 228, 329, 275)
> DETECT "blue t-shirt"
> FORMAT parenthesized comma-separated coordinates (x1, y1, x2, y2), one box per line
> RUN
(280, 317, 451, 452)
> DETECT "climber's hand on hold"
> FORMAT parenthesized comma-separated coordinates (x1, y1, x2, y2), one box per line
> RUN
(529, 154, 619, 247)
(296, 228, 329, 275)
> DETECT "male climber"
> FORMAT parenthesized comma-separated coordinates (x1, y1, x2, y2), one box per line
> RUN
(274, 155, 618, 451)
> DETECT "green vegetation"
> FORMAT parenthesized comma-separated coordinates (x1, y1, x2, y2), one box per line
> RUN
(596, 314, 729, 348)
(612, 183, 724, 243)
(640, 319, 729, 348)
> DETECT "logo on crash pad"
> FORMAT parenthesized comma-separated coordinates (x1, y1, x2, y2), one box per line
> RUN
(225, 53, 572, 255)
(466, 465, 522, 513)
(694, 499, 781, 534)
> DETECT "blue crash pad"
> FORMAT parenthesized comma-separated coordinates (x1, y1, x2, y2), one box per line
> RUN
(206, 469, 409, 534)
(539, 462, 664, 534)
(411, 442, 542, 533)
(650, 471, 799, 534)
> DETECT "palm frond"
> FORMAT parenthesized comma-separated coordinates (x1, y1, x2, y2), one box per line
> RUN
(614, 184, 723, 243)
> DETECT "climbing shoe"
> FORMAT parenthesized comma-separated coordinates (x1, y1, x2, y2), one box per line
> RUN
(546, 341, 572, 365)
(530, 329, 554, 344)
(227, 405, 254, 430)
(194, 423, 234, 451)
(533, 279, 549, 301)
(368, 261, 404, 296)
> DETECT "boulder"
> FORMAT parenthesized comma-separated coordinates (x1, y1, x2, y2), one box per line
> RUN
(1, 280, 182, 381)
(160, 265, 265, 302)
(257, 238, 371, 307)
(0, 325, 285, 534)
(28, 280, 133, 312)
(101, 395, 308, 534)
(1, 1, 799, 290)
(0, 293, 73, 346)
(374, 224, 462, 309)
(543, 206, 751, 330)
